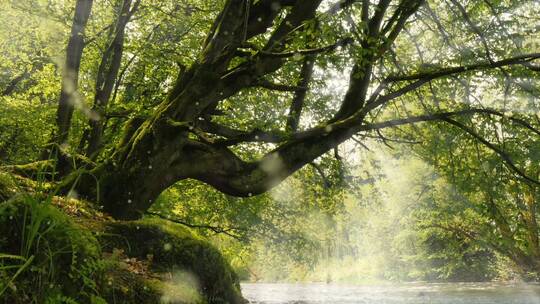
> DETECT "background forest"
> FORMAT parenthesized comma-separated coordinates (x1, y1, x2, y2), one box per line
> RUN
(1, 0, 540, 302)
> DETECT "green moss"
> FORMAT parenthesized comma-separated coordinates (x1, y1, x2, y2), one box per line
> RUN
(0, 196, 102, 303)
(0, 168, 54, 201)
(0, 196, 165, 304)
(99, 259, 163, 304)
(0, 171, 16, 201)
(2, 160, 55, 179)
(100, 217, 246, 304)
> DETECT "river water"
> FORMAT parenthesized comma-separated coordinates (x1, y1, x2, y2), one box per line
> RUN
(241, 282, 540, 304)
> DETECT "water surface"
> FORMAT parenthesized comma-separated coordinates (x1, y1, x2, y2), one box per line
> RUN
(241, 282, 540, 304)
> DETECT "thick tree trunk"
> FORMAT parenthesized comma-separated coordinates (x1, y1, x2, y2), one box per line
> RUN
(59, 0, 324, 217)
(68, 116, 186, 219)
(73, 161, 176, 219)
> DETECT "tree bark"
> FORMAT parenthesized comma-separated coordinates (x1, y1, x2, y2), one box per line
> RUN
(54, 0, 94, 146)
(85, 0, 140, 158)
(1, 70, 29, 96)
(286, 55, 315, 131)
(45, 0, 93, 173)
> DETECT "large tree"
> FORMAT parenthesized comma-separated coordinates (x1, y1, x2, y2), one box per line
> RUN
(52, 0, 540, 220)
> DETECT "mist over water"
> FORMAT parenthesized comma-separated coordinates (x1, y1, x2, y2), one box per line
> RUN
(242, 282, 540, 304)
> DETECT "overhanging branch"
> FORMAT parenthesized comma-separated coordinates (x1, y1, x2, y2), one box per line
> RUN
(353, 109, 540, 186)
(197, 120, 287, 145)
(252, 80, 306, 92)
(442, 118, 540, 186)
(385, 53, 540, 82)
(361, 53, 540, 116)
(146, 211, 247, 241)
(260, 37, 353, 58)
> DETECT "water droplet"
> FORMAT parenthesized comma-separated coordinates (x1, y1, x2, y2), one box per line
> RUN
(257, 17, 263, 22)
(248, 193, 252, 197)
(148, 165, 153, 169)
(127, 199, 132, 204)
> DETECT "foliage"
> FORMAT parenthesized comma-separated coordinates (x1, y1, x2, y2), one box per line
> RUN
(0, 195, 104, 303)
(207, 145, 501, 283)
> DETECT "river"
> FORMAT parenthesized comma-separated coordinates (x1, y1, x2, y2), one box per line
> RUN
(241, 282, 540, 304)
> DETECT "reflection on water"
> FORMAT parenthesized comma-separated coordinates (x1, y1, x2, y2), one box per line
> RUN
(241, 282, 540, 304)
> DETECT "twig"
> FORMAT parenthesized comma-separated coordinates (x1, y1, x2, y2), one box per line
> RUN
(145, 211, 247, 241)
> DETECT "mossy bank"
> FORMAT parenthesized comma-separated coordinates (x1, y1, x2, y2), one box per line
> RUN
(0, 171, 245, 304)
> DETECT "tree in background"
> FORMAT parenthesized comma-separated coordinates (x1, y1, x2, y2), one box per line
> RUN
(48, 0, 93, 172)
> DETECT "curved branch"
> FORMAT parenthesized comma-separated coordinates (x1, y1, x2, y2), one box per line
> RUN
(358, 108, 540, 136)
(197, 120, 287, 144)
(361, 53, 540, 118)
(190, 107, 540, 197)
(385, 53, 540, 82)
(146, 211, 247, 241)
(260, 38, 353, 58)
(252, 80, 306, 92)
(443, 118, 540, 186)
